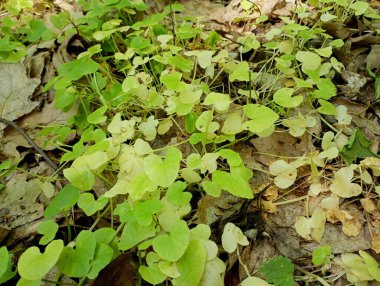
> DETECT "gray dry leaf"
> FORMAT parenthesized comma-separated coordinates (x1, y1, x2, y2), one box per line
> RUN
(265, 197, 371, 260)
(0, 63, 40, 131)
(366, 45, 380, 71)
(0, 173, 44, 230)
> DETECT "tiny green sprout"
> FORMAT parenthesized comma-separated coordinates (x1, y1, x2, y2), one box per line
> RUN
(312, 245, 332, 266)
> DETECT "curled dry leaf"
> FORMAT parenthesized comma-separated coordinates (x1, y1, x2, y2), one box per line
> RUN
(261, 200, 278, 214)
(328, 209, 362, 237)
(263, 186, 278, 201)
(329, 167, 362, 198)
(360, 198, 377, 213)
(372, 233, 380, 254)
(360, 157, 380, 176)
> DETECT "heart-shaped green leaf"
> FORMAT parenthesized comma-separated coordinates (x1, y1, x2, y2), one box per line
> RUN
(219, 149, 242, 167)
(317, 99, 337, 115)
(295, 51, 321, 71)
(128, 172, 158, 200)
(273, 88, 303, 108)
(57, 231, 96, 278)
(87, 106, 107, 124)
(63, 167, 94, 191)
(44, 185, 80, 219)
(172, 239, 207, 286)
(229, 61, 249, 82)
(38, 220, 59, 245)
(135, 200, 163, 226)
(78, 193, 108, 216)
(58, 57, 99, 81)
(18, 240, 64, 280)
(243, 104, 279, 134)
(0, 247, 16, 283)
(139, 252, 167, 285)
(166, 181, 191, 206)
(212, 168, 253, 199)
(87, 243, 114, 279)
(119, 221, 157, 251)
(144, 148, 182, 187)
(153, 220, 190, 262)
(160, 72, 187, 91)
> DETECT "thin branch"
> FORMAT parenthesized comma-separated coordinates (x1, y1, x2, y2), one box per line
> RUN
(0, 117, 59, 171)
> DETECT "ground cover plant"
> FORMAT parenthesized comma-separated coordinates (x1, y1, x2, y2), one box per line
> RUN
(0, 0, 380, 285)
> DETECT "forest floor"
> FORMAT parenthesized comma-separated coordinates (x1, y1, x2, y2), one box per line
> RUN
(1, 0, 380, 285)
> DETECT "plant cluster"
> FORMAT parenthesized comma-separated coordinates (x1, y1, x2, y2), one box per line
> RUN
(0, 0, 380, 285)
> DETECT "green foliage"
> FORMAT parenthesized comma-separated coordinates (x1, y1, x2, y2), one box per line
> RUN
(144, 147, 182, 187)
(259, 256, 295, 286)
(38, 220, 59, 245)
(312, 245, 332, 266)
(44, 185, 81, 219)
(2, 0, 379, 285)
(0, 247, 16, 283)
(56, 230, 112, 278)
(340, 128, 378, 164)
(0, 159, 14, 191)
(18, 240, 64, 281)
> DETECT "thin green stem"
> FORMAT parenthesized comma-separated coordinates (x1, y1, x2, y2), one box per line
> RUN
(319, 115, 339, 133)
(65, 211, 72, 242)
(89, 205, 111, 231)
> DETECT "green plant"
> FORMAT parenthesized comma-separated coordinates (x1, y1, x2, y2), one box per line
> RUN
(1, 0, 380, 285)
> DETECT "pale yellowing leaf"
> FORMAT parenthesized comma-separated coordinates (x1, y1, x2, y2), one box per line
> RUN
(200, 153, 219, 174)
(184, 50, 214, 69)
(199, 257, 226, 286)
(360, 157, 380, 176)
(335, 105, 352, 125)
(330, 167, 362, 198)
(282, 114, 316, 137)
(179, 89, 202, 105)
(241, 277, 270, 286)
(295, 51, 321, 71)
(318, 147, 339, 160)
(221, 223, 249, 253)
(196, 111, 220, 133)
(320, 195, 340, 210)
(139, 116, 159, 141)
(339, 253, 373, 283)
(181, 168, 202, 183)
(157, 119, 173, 135)
(294, 216, 312, 240)
(360, 198, 376, 213)
(294, 208, 326, 242)
(221, 113, 243, 135)
(134, 139, 153, 156)
(107, 113, 135, 143)
(119, 145, 145, 178)
(104, 179, 129, 198)
(269, 160, 297, 189)
(308, 183, 324, 197)
(359, 251, 380, 282)
(203, 92, 231, 112)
